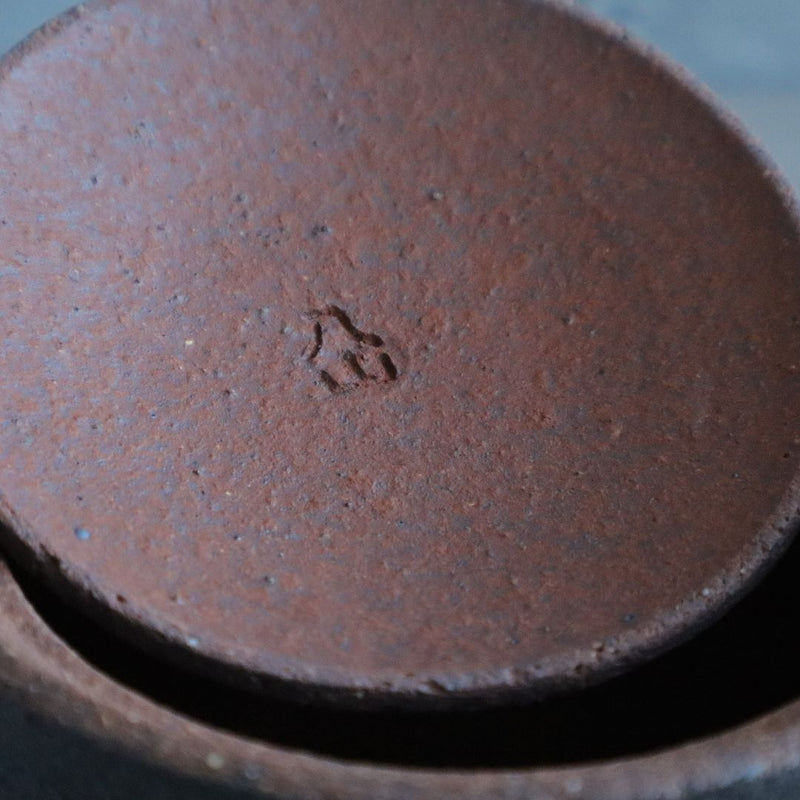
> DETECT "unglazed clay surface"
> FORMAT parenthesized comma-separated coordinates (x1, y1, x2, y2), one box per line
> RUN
(0, 0, 798, 702)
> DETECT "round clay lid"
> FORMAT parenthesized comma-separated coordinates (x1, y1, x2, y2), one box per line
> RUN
(0, 0, 799, 705)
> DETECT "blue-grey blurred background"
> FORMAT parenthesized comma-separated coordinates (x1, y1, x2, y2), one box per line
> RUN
(1, 0, 799, 192)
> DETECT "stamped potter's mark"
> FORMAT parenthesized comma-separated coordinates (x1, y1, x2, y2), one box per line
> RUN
(304, 305, 398, 393)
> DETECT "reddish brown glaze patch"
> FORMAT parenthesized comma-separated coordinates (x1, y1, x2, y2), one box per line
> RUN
(0, 0, 798, 704)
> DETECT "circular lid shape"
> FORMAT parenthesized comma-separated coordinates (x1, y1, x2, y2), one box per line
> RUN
(0, 0, 799, 706)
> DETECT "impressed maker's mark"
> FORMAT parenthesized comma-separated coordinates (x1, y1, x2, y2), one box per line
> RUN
(304, 305, 398, 393)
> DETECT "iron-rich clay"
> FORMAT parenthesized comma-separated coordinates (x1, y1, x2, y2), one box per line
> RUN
(0, 0, 798, 708)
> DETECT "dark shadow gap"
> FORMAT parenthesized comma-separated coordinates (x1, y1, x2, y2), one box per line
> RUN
(5, 525, 800, 769)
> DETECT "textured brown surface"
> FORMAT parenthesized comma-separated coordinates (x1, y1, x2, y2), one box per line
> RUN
(3, 545, 800, 799)
(0, 0, 799, 703)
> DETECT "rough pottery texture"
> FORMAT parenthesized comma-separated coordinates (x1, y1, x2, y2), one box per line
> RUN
(0, 0, 799, 708)
(2, 550, 800, 799)
(1, 0, 800, 797)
